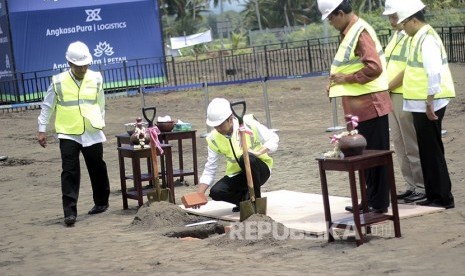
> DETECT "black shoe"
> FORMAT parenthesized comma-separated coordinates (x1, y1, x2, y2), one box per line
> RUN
(232, 206, 240, 212)
(396, 190, 414, 199)
(442, 201, 455, 209)
(369, 207, 388, 214)
(430, 201, 455, 209)
(88, 204, 109, 215)
(64, 215, 76, 226)
(416, 199, 432, 206)
(419, 200, 455, 209)
(345, 204, 365, 213)
(345, 204, 388, 214)
(403, 192, 426, 203)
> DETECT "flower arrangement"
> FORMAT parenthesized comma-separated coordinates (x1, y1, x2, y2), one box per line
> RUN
(323, 114, 362, 158)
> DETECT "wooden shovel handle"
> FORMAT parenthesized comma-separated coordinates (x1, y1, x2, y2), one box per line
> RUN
(149, 139, 162, 193)
(239, 128, 256, 202)
(231, 100, 255, 201)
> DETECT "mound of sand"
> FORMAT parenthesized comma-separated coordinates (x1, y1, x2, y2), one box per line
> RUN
(128, 201, 227, 239)
(129, 201, 199, 231)
(209, 214, 297, 248)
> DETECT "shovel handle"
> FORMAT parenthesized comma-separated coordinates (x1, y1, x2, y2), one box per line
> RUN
(231, 101, 256, 201)
(230, 101, 246, 125)
(142, 106, 156, 127)
(239, 130, 256, 202)
(149, 138, 162, 195)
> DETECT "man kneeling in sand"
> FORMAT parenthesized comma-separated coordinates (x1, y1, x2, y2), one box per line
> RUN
(194, 98, 279, 211)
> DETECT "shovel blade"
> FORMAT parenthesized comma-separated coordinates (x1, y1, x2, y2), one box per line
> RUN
(239, 200, 255, 222)
(146, 189, 173, 203)
(239, 197, 267, 222)
(255, 197, 267, 215)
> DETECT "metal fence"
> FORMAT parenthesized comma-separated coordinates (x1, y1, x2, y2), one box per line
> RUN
(2, 26, 465, 109)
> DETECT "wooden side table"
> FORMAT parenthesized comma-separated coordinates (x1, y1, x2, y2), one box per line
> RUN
(316, 150, 401, 246)
(158, 130, 198, 185)
(117, 131, 199, 185)
(117, 144, 174, 208)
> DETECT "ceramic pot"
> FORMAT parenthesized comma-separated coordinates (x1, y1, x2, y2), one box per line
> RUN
(338, 133, 367, 157)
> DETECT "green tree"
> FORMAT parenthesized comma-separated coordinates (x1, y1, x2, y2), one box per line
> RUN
(241, 0, 315, 29)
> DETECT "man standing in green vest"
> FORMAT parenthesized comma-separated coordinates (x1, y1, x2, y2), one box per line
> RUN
(195, 98, 279, 212)
(37, 41, 111, 226)
(317, 0, 393, 213)
(383, 0, 425, 203)
(396, 0, 455, 209)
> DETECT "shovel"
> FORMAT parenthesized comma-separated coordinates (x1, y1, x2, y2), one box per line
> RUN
(230, 101, 267, 221)
(146, 127, 173, 203)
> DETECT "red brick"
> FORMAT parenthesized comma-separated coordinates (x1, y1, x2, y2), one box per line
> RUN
(181, 192, 208, 208)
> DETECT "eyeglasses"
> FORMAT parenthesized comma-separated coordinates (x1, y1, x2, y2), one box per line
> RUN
(327, 10, 340, 21)
(401, 17, 413, 25)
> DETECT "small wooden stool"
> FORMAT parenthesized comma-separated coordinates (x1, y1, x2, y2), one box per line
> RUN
(316, 150, 401, 246)
(117, 144, 174, 209)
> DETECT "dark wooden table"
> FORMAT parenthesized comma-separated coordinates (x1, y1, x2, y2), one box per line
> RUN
(157, 130, 198, 185)
(316, 150, 401, 246)
(116, 130, 198, 185)
(116, 143, 174, 208)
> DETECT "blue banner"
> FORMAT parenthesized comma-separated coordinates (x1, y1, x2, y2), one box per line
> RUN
(8, 0, 164, 75)
(8, 0, 149, 12)
(0, 2, 14, 83)
(0, 0, 6, 16)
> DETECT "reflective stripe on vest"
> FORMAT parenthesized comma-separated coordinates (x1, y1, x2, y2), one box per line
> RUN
(403, 25, 455, 101)
(206, 118, 273, 176)
(385, 31, 410, 94)
(329, 18, 389, 97)
(53, 70, 105, 134)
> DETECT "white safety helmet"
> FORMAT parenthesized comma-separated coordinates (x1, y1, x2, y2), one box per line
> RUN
(65, 41, 93, 66)
(206, 98, 232, 127)
(383, 0, 400, 15)
(317, 0, 343, 20)
(396, 0, 425, 24)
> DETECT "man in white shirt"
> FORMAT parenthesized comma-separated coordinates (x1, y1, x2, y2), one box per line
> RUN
(382, 0, 425, 203)
(37, 41, 111, 226)
(397, 0, 455, 209)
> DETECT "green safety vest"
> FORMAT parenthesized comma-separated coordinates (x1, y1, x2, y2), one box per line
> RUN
(403, 25, 455, 100)
(329, 18, 389, 97)
(206, 116, 273, 176)
(53, 70, 105, 135)
(385, 31, 410, 94)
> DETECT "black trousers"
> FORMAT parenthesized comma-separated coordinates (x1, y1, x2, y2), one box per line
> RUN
(412, 107, 453, 205)
(209, 153, 270, 206)
(357, 115, 390, 209)
(59, 139, 110, 217)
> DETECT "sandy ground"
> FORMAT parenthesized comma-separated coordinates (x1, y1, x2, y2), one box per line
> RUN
(1, 64, 465, 275)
